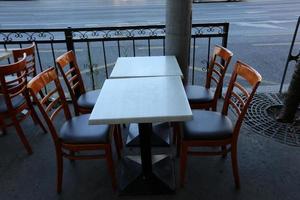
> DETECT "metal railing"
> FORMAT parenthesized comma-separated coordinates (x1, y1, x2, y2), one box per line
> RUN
(279, 16, 300, 93)
(0, 23, 229, 90)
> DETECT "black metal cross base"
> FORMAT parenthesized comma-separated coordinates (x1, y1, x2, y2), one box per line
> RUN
(126, 122, 172, 147)
(117, 123, 175, 195)
(117, 156, 175, 195)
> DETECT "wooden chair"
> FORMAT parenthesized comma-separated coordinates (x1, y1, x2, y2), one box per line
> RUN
(27, 67, 118, 193)
(55, 50, 100, 115)
(185, 45, 233, 111)
(0, 53, 46, 154)
(56, 50, 123, 154)
(12, 43, 37, 79)
(179, 60, 262, 188)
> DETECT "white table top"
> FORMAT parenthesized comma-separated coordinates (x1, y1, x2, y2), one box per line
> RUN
(89, 76, 192, 125)
(110, 56, 183, 79)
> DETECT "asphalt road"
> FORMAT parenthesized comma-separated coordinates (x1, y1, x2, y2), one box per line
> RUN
(0, 0, 299, 89)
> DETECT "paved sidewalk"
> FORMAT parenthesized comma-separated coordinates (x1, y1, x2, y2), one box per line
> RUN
(0, 101, 299, 200)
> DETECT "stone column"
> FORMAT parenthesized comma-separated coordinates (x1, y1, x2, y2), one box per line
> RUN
(165, 0, 192, 84)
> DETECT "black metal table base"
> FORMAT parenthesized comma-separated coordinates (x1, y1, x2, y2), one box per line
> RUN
(126, 122, 172, 147)
(118, 156, 175, 195)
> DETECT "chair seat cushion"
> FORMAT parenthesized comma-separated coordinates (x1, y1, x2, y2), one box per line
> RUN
(0, 95, 25, 113)
(183, 110, 233, 140)
(77, 89, 101, 109)
(185, 85, 214, 104)
(59, 114, 110, 144)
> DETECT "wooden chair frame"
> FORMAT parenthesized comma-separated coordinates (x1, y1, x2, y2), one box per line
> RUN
(179, 60, 262, 188)
(190, 45, 233, 111)
(0, 53, 46, 154)
(56, 50, 123, 155)
(27, 67, 117, 193)
(55, 50, 89, 115)
(12, 43, 37, 78)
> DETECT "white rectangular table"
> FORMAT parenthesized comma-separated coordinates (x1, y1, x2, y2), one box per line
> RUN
(110, 56, 183, 79)
(110, 55, 184, 147)
(89, 76, 192, 194)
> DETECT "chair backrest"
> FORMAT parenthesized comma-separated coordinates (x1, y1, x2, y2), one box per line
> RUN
(0, 53, 28, 111)
(206, 45, 233, 100)
(222, 60, 262, 140)
(27, 67, 72, 142)
(56, 50, 86, 112)
(12, 43, 37, 77)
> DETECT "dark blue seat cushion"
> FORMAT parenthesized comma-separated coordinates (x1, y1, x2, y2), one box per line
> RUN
(183, 110, 233, 140)
(185, 85, 214, 104)
(0, 95, 26, 113)
(77, 89, 100, 109)
(59, 114, 110, 144)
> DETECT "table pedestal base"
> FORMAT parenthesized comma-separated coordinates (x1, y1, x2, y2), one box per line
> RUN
(126, 123, 171, 147)
(118, 156, 175, 195)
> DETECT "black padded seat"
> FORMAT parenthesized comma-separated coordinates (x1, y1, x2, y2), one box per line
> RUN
(59, 114, 109, 144)
(183, 110, 233, 140)
(0, 95, 25, 113)
(185, 85, 213, 104)
(77, 89, 100, 109)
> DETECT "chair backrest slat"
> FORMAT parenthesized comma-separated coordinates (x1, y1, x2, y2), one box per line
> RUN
(206, 45, 233, 100)
(0, 54, 28, 111)
(56, 50, 86, 115)
(27, 67, 72, 142)
(41, 88, 58, 105)
(234, 82, 250, 98)
(65, 67, 76, 77)
(45, 96, 60, 113)
(49, 105, 64, 121)
(68, 74, 79, 87)
(12, 43, 37, 77)
(222, 60, 262, 140)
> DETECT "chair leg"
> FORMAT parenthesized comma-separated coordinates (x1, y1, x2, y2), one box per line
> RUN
(69, 150, 76, 163)
(113, 125, 122, 159)
(12, 117, 32, 155)
(117, 124, 123, 150)
(176, 129, 182, 157)
(172, 122, 177, 145)
(0, 117, 7, 136)
(231, 144, 240, 189)
(179, 142, 188, 187)
(28, 102, 47, 134)
(56, 148, 63, 193)
(172, 122, 181, 157)
(105, 145, 117, 190)
(221, 145, 227, 158)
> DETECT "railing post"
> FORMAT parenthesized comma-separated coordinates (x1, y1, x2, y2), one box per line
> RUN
(279, 17, 300, 93)
(65, 27, 75, 52)
(222, 23, 229, 48)
(219, 22, 230, 97)
(64, 27, 80, 98)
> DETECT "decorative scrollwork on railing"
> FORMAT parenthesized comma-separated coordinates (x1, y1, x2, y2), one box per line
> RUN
(31, 32, 55, 41)
(0, 31, 56, 42)
(72, 27, 166, 40)
(192, 26, 225, 35)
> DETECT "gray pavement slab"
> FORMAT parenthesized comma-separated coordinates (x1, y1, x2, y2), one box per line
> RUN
(0, 101, 299, 199)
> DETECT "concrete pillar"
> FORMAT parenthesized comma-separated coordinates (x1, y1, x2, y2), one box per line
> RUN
(165, 0, 192, 84)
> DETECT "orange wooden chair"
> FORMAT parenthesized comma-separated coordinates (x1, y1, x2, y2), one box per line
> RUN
(185, 45, 233, 111)
(56, 50, 123, 153)
(0, 53, 46, 154)
(55, 50, 100, 115)
(179, 60, 262, 188)
(27, 67, 118, 193)
(12, 43, 37, 79)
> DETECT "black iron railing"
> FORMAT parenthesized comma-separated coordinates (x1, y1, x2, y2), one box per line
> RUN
(0, 23, 229, 90)
(279, 16, 300, 93)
